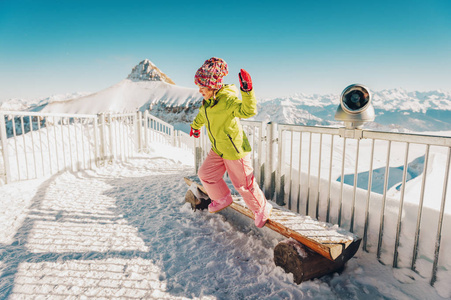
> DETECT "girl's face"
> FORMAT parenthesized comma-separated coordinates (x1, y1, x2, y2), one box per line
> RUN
(199, 86, 215, 100)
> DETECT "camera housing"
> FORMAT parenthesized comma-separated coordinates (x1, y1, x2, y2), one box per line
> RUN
(334, 84, 375, 129)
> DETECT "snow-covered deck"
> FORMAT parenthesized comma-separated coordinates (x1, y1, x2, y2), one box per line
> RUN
(0, 155, 445, 299)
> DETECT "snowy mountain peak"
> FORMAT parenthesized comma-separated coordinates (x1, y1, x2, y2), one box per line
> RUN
(127, 59, 175, 85)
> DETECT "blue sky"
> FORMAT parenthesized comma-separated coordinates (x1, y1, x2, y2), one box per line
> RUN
(0, 0, 450, 101)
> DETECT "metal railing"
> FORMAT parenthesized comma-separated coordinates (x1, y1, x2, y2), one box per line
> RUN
(195, 121, 451, 287)
(0, 110, 195, 184)
(0, 111, 101, 183)
(2, 109, 450, 287)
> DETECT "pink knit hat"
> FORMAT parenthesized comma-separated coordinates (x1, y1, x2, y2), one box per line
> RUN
(194, 57, 228, 90)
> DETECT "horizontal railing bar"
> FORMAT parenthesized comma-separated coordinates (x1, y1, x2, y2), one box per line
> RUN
(241, 120, 264, 126)
(145, 114, 174, 130)
(278, 124, 340, 135)
(362, 130, 451, 147)
(177, 131, 190, 138)
(277, 124, 451, 147)
(108, 112, 136, 118)
(1, 111, 97, 119)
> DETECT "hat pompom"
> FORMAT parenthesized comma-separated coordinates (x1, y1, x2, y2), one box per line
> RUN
(194, 57, 228, 89)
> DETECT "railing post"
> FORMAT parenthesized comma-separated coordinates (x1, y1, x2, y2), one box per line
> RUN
(194, 131, 200, 173)
(258, 121, 265, 187)
(275, 123, 285, 206)
(265, 122, 278, 202)
(108, 113, 115, 160)
(170, 127, 175, 147)
(176, 130, 181, 148)
(136, 111, 142, 152)
(99, 113, 107, 162)
(431, 146, 451, 286)
(93, 115, 100, 167)
(143, 110, 149, 152)
(173, 130, 177, 148)
(0, 113, 11, 184)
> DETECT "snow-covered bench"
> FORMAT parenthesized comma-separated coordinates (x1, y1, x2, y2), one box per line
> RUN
(184, 177, 361, 283)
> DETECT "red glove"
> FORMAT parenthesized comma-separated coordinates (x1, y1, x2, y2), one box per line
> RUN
(190, 127, 200, 138)
(239, 69, 252, 92)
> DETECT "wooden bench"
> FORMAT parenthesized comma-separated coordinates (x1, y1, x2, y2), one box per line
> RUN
(184, 177, 361, 283)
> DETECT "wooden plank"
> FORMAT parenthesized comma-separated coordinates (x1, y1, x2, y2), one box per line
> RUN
(183, 177, 360, 261)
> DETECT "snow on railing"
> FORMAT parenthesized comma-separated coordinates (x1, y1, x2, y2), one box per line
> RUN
(195, 121, 451, 288)
(0, 110, 195, 185)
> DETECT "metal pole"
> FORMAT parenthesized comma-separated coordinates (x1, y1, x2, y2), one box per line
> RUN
(84, 117, 93, 169)
(276, 124, 284, 205)
(171, 126, 176, 147)
(121, 116, 126, 160)
(411, 144, 430, 270)
(393, 142, 410, 267)
(80, 117, 87, 168)
(363, 139, 375, 252)
(113, 115, 119, 160)
(29, 116, 38, 179)
(316, 133, 323, 220)
(108, 113, 114, 161)
(74, 118, 80, 170)
(377, 140, 392, 260)
(288, 130, 294, 210)
(53, 116, 60, 172)
(43, 117, 52, 175)
(118, 116, 124, 161)
(20, 116, 29, 179)
(67, 117, 74, 171)
(0, 113, 11, 184)
(250, 125, 256, 182)
(265, 122, 274, 201)
(93, 117, 99, 168)
(144, 110, 149, 152)
(126, 116, 132, 161)
(61, 117, 67, 170)
(326, 134, 334, 223)
(136, 112, 141, 152)
(11, 116, 21, 181)
(338, 137, 347, 226)
(431, 147, 451, 286)
(297, 131, 303, 214)
(37, 116, 45, 176)
(306, 132, 312, 216)
(350, 138, 361, 233)
(258, 121, 264, 187)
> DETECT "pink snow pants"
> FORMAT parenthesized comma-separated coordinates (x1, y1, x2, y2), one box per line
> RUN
(198, 150, 267, 213)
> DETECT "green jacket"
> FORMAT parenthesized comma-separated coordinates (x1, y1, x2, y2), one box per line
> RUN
(190, 84, 257, 160)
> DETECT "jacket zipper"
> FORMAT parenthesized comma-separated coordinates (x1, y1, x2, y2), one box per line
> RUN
(227, 134, 240, 153)
(204, 105, 220, 156)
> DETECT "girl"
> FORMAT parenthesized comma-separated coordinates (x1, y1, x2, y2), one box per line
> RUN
(190, 57, 272, 228)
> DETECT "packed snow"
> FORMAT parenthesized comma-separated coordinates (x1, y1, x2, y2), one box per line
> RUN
(0, 142, 446, 299)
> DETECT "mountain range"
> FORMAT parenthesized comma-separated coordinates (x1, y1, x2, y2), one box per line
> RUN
(1, 59, 450, 133)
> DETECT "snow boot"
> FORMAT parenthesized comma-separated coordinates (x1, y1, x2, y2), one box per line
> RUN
(254, 202, 273, 228)
(208, 193, 233, 213)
